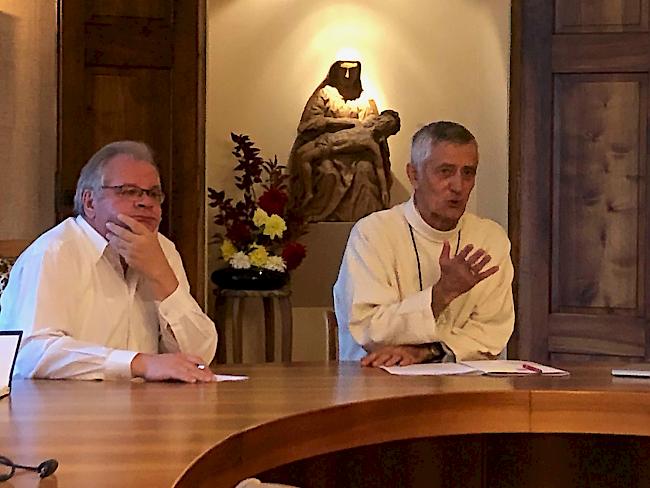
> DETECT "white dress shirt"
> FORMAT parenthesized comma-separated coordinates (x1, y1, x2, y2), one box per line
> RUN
(334, 198, 514, 361)
(0, 216, 217, 380)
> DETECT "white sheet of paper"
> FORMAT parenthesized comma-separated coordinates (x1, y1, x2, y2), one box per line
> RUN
(213, 374, 248, 382)
(0, 333, 21, 395)
(381, 363, 480, 376)
(461, 360, 569, 376)
(611, 364, 650, 378)
(380, 360, 569, 377)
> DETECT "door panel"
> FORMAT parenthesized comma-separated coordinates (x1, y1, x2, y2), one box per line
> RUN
(58, 0, 206, 303)
(555, 0, 649, 33)
(552, 75, 645, 313)
(511, 0, 649, 361)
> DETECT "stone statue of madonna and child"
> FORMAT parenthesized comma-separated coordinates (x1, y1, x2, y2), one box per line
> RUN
(288, 60, 400, 222)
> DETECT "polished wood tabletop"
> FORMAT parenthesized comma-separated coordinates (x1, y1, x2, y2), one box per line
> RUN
(2, 362, 650, 487)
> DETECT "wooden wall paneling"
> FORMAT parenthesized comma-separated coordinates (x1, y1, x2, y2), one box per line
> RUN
(549, 74, 647, 358)
(509, 1, 554, 362)
(85, 68, 172, 236)
(552, 75, 643, 313)
(548, 314, 645, 357)
(260, 436, 485, 488)
(555, 0, 649, 33)
(84, 19, 173, 68)
(169, 1, 206, 304)
(58, 0, 88, 215)
(645, 92, 650, 362)
(486, 434, 650, 488)
(58, 0, 206, 304)
(552, 34, 650, 73)
(86, 0, 171, 20)
(511, 1, 650, 361)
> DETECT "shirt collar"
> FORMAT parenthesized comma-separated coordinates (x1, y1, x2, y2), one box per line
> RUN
(404, 195, 466, 242)
(75, 215, 109, 263)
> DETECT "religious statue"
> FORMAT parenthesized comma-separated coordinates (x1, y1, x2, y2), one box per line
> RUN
(288, 60, 400, 222)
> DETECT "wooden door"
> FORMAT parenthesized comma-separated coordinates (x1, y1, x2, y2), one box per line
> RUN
(58, 0, 206, 303)
(510, 0, 650, 362)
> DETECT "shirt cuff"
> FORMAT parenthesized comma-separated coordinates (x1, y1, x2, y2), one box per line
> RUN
(104, 349, 138, 380)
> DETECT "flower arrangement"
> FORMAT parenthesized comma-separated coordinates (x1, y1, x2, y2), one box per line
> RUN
(208, 133, 307, 276)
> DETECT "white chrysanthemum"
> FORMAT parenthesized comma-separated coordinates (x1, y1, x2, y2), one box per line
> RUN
(229, 251, 251, 269)
(263, 255, 287, 272)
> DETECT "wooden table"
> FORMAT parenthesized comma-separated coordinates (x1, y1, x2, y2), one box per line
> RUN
(2, 362, 650, 487)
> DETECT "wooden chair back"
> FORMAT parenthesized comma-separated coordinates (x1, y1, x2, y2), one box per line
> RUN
(324, 309, 339, 361)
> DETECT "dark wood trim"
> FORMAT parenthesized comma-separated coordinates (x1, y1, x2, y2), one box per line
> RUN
(57, 0, 86, 216)
(507, 0, 522, 359)
(509, 0, 554, 362)
(549, 314, 645, 357)
(552, 33, 650, 72)
(170, 0, 206, 306)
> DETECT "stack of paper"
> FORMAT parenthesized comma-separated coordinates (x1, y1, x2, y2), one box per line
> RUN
(611, 364, 650, 378)
(381, 360, 569, 377)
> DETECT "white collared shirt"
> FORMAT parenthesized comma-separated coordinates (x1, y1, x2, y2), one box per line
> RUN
(0, 216, 217, 380)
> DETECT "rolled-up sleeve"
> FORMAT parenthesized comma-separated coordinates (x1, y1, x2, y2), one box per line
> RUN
(158, 242, 217, 364)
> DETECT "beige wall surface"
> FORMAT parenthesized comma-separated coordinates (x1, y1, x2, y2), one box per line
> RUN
(206, 0, 511, 361)
(0, 1, 57, 240)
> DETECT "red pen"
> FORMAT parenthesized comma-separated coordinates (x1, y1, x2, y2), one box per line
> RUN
(522, 363, 543, 374)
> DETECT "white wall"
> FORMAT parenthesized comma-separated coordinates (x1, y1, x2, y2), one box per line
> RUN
(206, 0, 511, 361)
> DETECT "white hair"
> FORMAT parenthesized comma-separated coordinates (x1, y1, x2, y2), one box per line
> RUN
(410, 121, 476, 172)
(73, 141, 157, 216)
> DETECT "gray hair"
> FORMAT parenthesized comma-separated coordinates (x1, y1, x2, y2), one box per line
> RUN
(73, 141, 157, 216)
(410, 121, 476, 172)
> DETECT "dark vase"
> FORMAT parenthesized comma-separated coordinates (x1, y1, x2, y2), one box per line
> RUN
(211, 267, 289, 290)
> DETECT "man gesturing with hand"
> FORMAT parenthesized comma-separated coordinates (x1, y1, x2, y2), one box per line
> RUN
(335, 121, 514, 366)
(0, 141, 217, 382)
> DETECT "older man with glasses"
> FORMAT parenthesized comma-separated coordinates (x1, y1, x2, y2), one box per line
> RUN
(0, 141, 217, 382)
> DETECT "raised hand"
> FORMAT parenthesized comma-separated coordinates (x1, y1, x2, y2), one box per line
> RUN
(432, 241, 499, 317)
(105, 214, 179, 299)
(360, 345, 430, 368)
(131, 352, 215, 383)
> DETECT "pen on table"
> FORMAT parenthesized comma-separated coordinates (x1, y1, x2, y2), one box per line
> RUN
(522, 363, 543, 374)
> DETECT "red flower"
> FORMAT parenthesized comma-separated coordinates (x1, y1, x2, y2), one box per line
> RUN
(226, 220, 252, 245)
(258, 187, 289, 216)
(282, 241, 307, 271)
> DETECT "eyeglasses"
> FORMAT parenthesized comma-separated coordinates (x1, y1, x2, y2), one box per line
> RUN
(102, 184, 165, 204)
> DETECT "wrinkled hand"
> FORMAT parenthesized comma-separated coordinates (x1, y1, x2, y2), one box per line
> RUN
(432, 241, 499, 317)
(131, 352, 215, 383)
(361, 345, 430, 368)
(106, 214, 178, 299)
